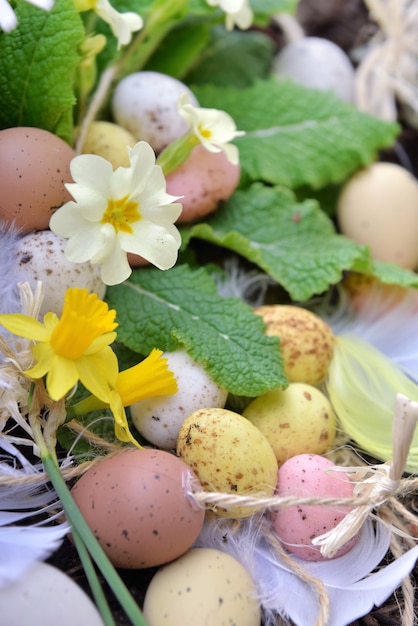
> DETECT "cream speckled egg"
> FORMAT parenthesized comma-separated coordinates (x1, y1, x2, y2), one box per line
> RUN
(243, 383, 336, 465)
(111, 71, 199, 154)
(14, 230, 106, 316)
(143, 548, 261, 626)
(0, 127, 75, 232)
(337, 162, 418, 269)
(77, 121, 137, 169)
(0, 562, 104, 626)
(131, 350, 228, 450)
(177, 408, 278, 518)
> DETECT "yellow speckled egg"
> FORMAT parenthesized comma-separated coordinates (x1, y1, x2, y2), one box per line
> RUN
(0, 127, 75, 232)
(71, 448, 205, 569)
(254, 304, 335, 386)
(176, 408, 278, 518)
(243, 383, 336, 465)
(78, 121, 137, 169)
(143, 548, 261, 626)
(337, 162, 418, 269)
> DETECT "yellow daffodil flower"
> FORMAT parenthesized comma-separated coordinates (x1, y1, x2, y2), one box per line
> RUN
(0, 288, 118, 403)
(69, 348, 178, 448)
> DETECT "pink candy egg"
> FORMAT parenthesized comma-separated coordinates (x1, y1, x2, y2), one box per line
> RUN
(271, 453, 358, 561)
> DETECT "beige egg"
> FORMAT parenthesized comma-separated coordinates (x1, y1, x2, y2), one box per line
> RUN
(177, 407, 278, 518)
(243, 383, 337, 465)
(254, 304, 335, 386)
(14, 230, 106, 316)
(77, 121, 137, 169)
(337, 162, 418, 269)
(143, 548, 261, 626)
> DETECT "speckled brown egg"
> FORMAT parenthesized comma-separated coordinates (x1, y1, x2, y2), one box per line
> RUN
(166, 144, 241, 223)
(254, 304, 335, 386)
(14, 230, 106, 316)
(71, 448, 205, 569)
(0, 127, 75, 232)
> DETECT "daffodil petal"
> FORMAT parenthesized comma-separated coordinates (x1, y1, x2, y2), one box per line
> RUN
(45, 355, 79, 401)
(77, 347, 119, 402)
(109, 390, 142, 447)
(0, 314, 51, 342)
(117, 348, 178, 406)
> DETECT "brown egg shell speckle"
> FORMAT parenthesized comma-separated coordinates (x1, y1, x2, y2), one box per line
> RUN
(15, 230, 106, 316)
(71, 448, 205, 569)
(0, 127, 75, 232)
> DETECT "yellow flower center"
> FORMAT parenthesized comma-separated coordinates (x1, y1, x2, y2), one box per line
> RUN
(50, 288, 118, 360)
(101, 195, 141, 234)
(198, 125, 212, 140)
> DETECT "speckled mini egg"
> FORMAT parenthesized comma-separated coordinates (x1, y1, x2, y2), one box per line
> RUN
(254, 304, 335, 386)
(337, 162, 418, 269)
(77, 121, 137, 169)
(111, 71, 199, 154)
(177, 408, 278, 518)
(71, 448, 205, 569)
(0, 127, 75, 232)
(0, 562, 104, 626)
(14, 230, 106, 316)
(143, 548, 261, 626)
(271, 453, 358, 561)
(243, 383, 336, 465)
(166, 144, 241, 223)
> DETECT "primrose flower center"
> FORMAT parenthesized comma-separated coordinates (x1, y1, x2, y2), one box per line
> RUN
(102, 195, 141, 234)
(198, 125, 212, 140)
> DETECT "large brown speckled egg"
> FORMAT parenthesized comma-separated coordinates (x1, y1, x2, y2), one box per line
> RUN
(0, 127, 75, 232)
(71, 448, 205, 569)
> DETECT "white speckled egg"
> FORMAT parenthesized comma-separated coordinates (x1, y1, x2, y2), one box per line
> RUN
(337, 162, 418, 269)
(0, 561, 104, 626)
(14, 230, 106, 316)
(130, 350, 228, 450)
(271, 453, 358, 561)
(143, 548, 261, 626)
(71, 448, 205, 569)
(272, 37, 355, 101)
(111, 71, 199, 154)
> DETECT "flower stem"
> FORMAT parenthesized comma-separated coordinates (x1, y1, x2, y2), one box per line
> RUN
(34, 427, 148, 626)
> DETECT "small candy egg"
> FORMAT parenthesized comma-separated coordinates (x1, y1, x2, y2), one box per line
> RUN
(0, 127, 75, 232)
(272, 37, 355, 101)
(14, 230, 106, 316)
(177, 408, 278, 518)
(77, 121, 137, 169)
(243, 383, 336, 465)
(111, 71, 199, 154)
(143, 548, 261, 626)
(165, 144, 241, 223)
(0, 561, 104, 626)
(337, 162, 418, 269)
(254, 304, 335, 386)
(71, 448, 205, 569)
(131, 350, 228, 450)
(271, 453, 358, 561)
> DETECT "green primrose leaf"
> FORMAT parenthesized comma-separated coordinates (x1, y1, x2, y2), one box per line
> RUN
(105, 264, 286, 396)
(364, 260, 418, 289)
(183, 183, 372, 301)
(183, 27, 275, 87)
(0, 0, 84, 143)
(191, 79, 400, 189)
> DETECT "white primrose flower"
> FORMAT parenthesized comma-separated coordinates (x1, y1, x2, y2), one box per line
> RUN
(75, 0, 143, 49)
(49, 141, 183, 286)
(178, 93, 245, 166)
(206, 0, 253, 31)
(0, 0, 54, 32)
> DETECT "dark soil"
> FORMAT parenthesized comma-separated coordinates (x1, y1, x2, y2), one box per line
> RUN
(49, 1, 418, 624)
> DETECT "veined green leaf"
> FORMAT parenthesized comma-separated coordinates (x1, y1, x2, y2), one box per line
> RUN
(0, 0, 84, 143)
(191, 79, 400, 189)
(106, 264, 286, 396)
(183, 184, 371, 301)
